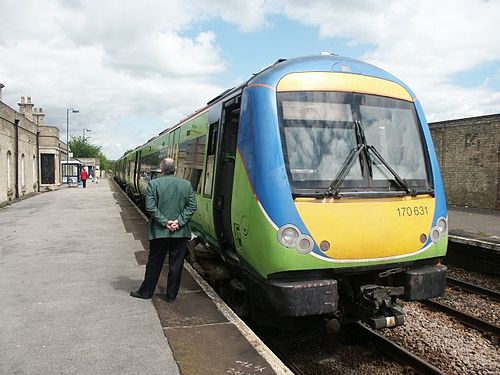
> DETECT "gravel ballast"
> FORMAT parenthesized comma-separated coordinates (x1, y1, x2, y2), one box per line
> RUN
(382, 301, 499, 374)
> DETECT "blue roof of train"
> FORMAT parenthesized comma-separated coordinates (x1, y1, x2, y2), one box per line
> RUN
(248, 54, 416, 98)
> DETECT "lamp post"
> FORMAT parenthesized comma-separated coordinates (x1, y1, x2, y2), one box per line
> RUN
(66, 108, 79, 183)
(82, 129, 91, 139)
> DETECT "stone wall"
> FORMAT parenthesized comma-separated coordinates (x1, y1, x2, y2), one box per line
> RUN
(429, 114, 500, 210)
(0, 101, 39, 203)
(0, 95, 67, 205)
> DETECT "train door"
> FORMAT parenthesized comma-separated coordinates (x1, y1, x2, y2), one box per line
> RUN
(134, 150, 141, 194)
(213, 96, 241, 258)
(129, 151, 138, 195)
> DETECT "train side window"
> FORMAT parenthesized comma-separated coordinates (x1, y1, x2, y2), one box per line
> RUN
(176, 137, 206, 193)
(203, 122, 218, 197)
(128, 160, 134, 178)
(176, 142, 188, 179)
(140, 151, 161, 182)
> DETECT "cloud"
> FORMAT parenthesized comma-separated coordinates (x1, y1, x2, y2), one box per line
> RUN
(0, 0, 226, 159)
(421, 83, 500, 122)
(189, 0, 271, 32)
(102, 31, 224, 78)
(276, 0, 500, 120)
(1, 0, 499, 160)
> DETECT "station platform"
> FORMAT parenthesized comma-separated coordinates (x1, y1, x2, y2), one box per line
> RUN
(0, 177, 290, 375)
(447, 205, 500, 250)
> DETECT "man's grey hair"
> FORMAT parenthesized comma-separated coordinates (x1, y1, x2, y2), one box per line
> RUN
(160, 158, 175, 174)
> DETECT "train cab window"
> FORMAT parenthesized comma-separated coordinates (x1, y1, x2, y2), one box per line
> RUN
(359, 103, 428, 184)
(277, 91, 431, 196)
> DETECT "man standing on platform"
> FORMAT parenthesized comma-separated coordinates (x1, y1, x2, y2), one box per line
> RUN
(80, 167, 88, 188)
(130, 158, 197, 302)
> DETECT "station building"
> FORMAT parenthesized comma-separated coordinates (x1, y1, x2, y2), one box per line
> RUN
(78, 157, 101, 178)
(0, 85, 67, 206)
(429, 114, 500, 210)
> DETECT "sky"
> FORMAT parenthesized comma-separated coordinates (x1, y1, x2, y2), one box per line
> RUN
(1, 0, 499, 160)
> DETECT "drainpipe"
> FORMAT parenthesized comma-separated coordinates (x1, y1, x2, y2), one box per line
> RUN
(14, 119, 19, 199)
(36, 130, 40, 192)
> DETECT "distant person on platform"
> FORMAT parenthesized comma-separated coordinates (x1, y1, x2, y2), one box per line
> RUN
(130, 158, 197, 302)
(80, 167, 88, 188)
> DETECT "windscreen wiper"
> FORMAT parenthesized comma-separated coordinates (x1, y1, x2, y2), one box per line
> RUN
(325, 144, 365, 198)
(367, 145, 416, 196)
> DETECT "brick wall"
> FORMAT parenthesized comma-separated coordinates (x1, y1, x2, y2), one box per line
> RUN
(429, 114, 500, 210)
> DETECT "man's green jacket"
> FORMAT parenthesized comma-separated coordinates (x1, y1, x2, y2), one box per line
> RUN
(145, 174, 197, 240)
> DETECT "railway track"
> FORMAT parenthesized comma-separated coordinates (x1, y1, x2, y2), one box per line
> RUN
(446, 276, 500, 301)
(421, 299, 500, 338)
(418, 275, 500, 340)
(256, 321, 454, 375)
(246, 276, 500, 375)
(350, 322, 445, 375)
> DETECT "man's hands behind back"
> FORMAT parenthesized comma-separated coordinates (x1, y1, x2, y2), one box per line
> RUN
(166, 220, 179, 232)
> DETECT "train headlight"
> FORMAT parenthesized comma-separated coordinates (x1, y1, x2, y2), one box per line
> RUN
(277, 225, 300, 248)
(297, 235, 314, 254)
(437, 217, 448, 234)
(277, 225, 315, 254)
(430, 217, 448, 244)
(430, 228, 441, 243)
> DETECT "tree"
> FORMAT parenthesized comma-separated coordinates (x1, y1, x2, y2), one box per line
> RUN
(121, 149, 134, 157)
(68, 136, 110, 171)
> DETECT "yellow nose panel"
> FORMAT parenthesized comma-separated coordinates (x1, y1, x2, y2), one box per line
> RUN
(277, 72, 414, 102)
(295, 196, 435, 260)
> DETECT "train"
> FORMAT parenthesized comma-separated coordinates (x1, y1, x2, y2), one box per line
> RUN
(115, 54, 448, 330)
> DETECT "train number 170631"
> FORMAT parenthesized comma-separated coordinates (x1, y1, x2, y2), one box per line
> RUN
(396, 206, 429, 217)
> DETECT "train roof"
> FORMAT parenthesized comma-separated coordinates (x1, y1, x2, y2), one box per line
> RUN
(118, 54, 415, 160)
(248, 54, 408, 89)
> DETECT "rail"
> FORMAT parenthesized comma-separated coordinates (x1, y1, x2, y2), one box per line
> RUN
(446, 276, 500, 301)
(421, 299, 500, 337)
(351, 322, 445, 375)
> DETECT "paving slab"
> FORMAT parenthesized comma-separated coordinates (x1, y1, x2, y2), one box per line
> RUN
(0, 179, 179, 375)
(166, 323, 275, 375)
(447, 205, 500, 249)
(109, 178, 292, 375)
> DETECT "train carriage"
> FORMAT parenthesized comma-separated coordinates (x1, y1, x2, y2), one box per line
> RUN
(115, 54, 448, 329)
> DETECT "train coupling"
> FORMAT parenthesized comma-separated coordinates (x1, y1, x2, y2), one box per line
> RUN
(359, 284, 405, 329)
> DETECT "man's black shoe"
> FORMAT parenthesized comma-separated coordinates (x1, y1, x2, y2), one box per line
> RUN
(165, 296, 176, 303)
(130, 291, 152, 299)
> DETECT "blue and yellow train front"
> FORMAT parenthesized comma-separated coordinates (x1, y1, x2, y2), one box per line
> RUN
(233, 56, 447, 327)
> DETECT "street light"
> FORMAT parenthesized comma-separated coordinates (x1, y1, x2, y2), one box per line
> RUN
(66, 108, 79, 184)
(82, 128, 91, 139)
